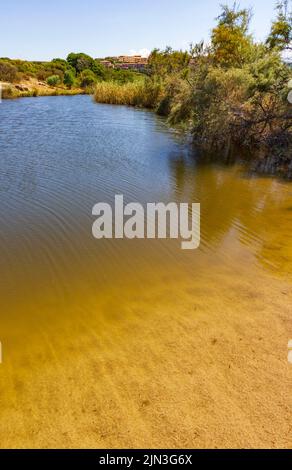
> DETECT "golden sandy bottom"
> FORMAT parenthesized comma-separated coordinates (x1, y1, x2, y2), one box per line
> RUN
(0, 257, 291, 449)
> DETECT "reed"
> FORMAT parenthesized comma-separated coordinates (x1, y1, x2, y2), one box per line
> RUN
(94, 80, 161, 108)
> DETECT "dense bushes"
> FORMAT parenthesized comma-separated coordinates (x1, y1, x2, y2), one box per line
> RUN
(0, 60, 18, 82)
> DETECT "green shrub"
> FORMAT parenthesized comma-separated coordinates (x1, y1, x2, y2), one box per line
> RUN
(46, 75, 61, 86)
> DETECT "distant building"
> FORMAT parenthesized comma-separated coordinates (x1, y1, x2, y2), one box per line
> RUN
(115, 55, 148, 71)
(98, 55, 148, 71)
(100, 60, 114, 68)
(117, 55, 148, 64)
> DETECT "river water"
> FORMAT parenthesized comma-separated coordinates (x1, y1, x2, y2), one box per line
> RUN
(0, 95, 291, 448)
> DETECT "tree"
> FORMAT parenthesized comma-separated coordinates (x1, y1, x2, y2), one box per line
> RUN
(211, 2, 253, 67)
(63, 70, 75, 88)
(79, 69, 97, 88)
(266, 0, 292, 50)
(66, 53, 107, 80)
(91, 60, 106, 80)
(51, 58, 69, 70)
(148, 47, 190, 77)
(67, 52, 93, 72)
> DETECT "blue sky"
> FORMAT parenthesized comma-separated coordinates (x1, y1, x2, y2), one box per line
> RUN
(0, 0, 278, 60)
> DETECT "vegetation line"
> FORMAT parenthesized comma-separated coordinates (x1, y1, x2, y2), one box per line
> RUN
(0, 51, 145, 99)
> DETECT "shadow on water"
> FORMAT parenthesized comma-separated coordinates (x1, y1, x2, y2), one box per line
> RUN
(168, 148, 292, 280)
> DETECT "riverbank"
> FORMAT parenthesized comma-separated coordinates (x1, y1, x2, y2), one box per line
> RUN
(0, 54, 143, 101)
(1, 77, 85, 99)
(93, 80, 292, 180)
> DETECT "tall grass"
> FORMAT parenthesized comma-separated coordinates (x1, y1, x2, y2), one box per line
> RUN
(94, 79, 161, 108)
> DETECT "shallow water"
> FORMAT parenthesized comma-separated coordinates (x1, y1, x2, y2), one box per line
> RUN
(0, 95, 291, 448)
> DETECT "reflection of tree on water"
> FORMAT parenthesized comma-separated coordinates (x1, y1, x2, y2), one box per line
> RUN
(168, 152, 292, 279)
